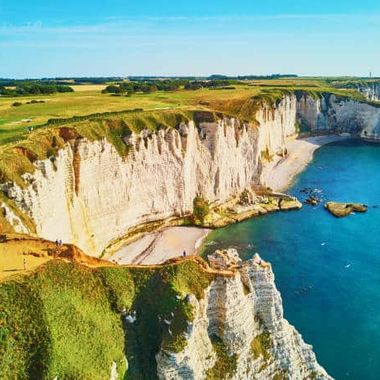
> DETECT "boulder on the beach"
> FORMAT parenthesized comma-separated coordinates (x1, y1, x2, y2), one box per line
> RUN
(325, 202, 368, 217)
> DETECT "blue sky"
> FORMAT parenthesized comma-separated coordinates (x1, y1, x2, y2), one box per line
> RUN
(0, 0, 379, 78)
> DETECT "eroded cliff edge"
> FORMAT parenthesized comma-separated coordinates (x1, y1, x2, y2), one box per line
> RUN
(0, 246, 331, 379)
(1, 92, 380, 256)
(156, 249, 331, 380)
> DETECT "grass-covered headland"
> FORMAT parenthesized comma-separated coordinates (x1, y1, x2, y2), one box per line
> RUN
(0, 257, 213, 379)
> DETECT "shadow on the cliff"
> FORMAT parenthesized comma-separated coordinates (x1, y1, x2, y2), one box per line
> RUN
(120, 272, 171, 380)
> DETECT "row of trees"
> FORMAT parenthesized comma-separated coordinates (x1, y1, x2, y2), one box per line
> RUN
(102, 79, 236, 95)
(0, 83, 73, 96)
(184, 80, 235, 90)
(102, 80, 183, 95)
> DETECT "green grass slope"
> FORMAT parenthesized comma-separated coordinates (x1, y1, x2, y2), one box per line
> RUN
(0, 259, 213, 380)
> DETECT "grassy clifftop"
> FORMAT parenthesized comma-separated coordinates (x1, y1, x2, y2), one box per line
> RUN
(0, 83, 369, 185)
(0, 258, 213, 379)
(0, 109, 217, 188)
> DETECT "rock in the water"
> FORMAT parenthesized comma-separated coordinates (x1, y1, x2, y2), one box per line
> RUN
(305, 196, 320, 206)
(279, 197, 303, 210)
(325, 202, 368, 217)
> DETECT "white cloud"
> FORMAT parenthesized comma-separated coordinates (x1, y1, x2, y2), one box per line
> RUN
(1, 12, 377, 36)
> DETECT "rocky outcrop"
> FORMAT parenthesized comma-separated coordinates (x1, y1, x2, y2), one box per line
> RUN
(156, 249, 331, 379)
(325, 202, 368, 217)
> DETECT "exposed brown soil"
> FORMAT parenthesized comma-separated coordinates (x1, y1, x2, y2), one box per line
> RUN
(0, 233, 234, 281)
(0, 233, 112, 281)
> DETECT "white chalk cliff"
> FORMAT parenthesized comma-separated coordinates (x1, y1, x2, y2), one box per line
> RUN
(156, 249, 331, 380)
(296, 93, 380, 135)
(2, 93, 380, 256)
(351, 81, 380, 102)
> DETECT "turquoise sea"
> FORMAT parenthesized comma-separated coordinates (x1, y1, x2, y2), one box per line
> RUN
(202, 140, 380, 379)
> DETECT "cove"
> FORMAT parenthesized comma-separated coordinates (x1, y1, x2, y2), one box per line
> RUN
(201, 139, 380, 379)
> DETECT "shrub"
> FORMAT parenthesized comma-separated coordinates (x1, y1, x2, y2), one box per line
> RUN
(193, 196, 209, 223)
(206, 335, 238, 379)
(12, 102, 22, 107)
(250, 331, 272, 361)
(261, 146, 272, 162)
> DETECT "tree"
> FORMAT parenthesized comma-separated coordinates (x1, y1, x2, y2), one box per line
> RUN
(102, 85, 121, 94)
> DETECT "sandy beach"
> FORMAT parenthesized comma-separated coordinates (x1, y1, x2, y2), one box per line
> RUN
(108, 226, 210, 265)
(108, 135, 350, 266)
(261, 135, 350, 192)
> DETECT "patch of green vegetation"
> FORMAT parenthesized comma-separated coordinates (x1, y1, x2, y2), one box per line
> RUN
(294, 88, 366, 103)
(305, 371, 319, 379)
(0, 192, 36, 234)
(250, 331, 273, 361)
(0, 83, 73, 97)
(206, 335, 238, 380)
(229, 88, 292, 122)
(273, 369, 289, 380)
(261, 146, 273, 162)
(193, 196, 210, 224)
(0, 261, 126, 379)
(0, 259, 213, 379)
(295, 120, 311, 134)
(102, 79, 184, 95)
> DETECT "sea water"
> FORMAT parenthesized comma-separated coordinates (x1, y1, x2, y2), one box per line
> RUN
(202, 140, 380, 379)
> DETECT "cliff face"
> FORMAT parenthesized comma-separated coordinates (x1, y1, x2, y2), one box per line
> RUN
(296, 93, 380, 134)
(3, 97, 298, 256)
(353, 81, 380, 102)
(255, 94, 297, 155)
(4, 120, 258, 255)
(156, 249, 331, 380)
(3, 93, 380, 255)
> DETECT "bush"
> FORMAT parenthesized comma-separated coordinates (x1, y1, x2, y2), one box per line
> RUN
(193, 196, 209, 223)
(250, 331, 272, 361)
(1, 84, 73, 97)
(206, 335, 238, 379)
(12, 102, 22, 107)
(28, 100, 45, 104)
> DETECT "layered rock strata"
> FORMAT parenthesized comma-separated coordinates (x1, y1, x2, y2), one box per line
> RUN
(156, 249, 331, 380)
